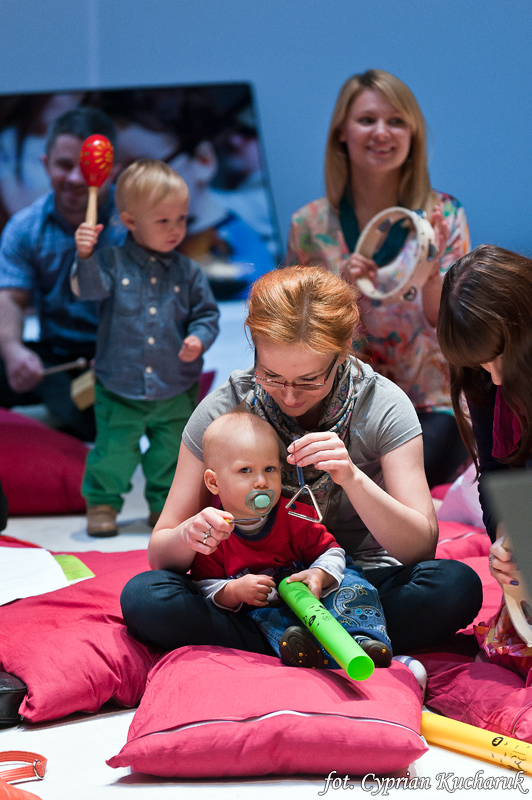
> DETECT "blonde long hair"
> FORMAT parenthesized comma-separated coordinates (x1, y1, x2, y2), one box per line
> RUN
(325, 69, 437, 212)
(246, 266, 360, 360)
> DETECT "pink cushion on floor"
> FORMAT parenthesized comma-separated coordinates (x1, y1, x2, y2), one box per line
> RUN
(0, 408, 87, 515)
(435, 520, 491, 561)
(0, 548, 159, 722)
(107, 645, 427, 778)
(431, 483, 452, 500)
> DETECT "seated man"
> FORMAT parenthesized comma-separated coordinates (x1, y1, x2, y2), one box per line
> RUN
(0, 106, 124, 440)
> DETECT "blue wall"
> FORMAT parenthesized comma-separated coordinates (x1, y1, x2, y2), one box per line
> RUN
(2, 0, 530, 253)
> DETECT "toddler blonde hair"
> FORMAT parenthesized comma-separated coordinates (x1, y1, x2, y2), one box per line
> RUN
(115, 158, 188, 213)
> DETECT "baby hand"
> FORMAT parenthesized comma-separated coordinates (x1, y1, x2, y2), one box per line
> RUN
(286, 568, 326, 599)
(75, 223, 103, 259)
(179, 335, 203, 363)
(233, 573, 276, 606)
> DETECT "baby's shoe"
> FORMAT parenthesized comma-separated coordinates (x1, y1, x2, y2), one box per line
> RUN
(279, 625, 330, 669)
(354, 635, 392, 668)
(86, 504, 118, 537)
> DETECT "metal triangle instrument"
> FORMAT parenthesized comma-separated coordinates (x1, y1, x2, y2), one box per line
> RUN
(286, 461, 323, 523)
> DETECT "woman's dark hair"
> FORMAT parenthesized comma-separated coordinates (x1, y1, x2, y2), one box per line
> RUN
(437, 244, 532, 467)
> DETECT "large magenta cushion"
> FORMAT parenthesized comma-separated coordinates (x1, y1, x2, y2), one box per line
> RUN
(107, 645, 427, 778)
(0, 547, 158, 722)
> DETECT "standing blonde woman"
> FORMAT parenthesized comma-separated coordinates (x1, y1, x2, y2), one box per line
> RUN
(121, 266, 482, 657)
(287, 70, 470, 487)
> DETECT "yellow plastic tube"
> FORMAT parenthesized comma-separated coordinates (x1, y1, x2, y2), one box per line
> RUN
(421, 712, 532, 775)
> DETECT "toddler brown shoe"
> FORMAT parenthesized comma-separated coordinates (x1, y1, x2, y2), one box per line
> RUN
(86, 504, 118, 537)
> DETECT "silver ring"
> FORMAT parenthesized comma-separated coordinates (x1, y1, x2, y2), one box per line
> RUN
(203, 526, 212, 545)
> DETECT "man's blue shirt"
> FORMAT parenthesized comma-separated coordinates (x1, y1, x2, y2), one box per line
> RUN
(0, 190, 125, 352)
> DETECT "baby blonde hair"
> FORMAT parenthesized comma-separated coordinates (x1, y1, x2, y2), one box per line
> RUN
(202, 409, 280, 471)
(115, 158, 188, 213)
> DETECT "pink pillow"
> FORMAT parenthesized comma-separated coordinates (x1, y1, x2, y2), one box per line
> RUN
(0, 548, 159, 722)
(419, 650, 532, 743)
(0, 409, 87, 515)
(431, 483, 451, 500)
(435, 520, 491, 560)
(107, 645, 427, 778)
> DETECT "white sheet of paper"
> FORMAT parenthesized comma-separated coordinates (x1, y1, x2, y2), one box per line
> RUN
(0, 547, 70, 605)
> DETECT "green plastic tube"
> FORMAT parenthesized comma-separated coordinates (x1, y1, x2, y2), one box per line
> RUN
(278, 579, 375, 681)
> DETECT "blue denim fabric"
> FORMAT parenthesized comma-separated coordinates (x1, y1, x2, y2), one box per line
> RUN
(0, 190, 125, 350)
(248, 565, 391, 668)
(72, 235, 219, 400)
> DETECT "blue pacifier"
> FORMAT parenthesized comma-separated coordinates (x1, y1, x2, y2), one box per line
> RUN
(245, 489, 276, 517)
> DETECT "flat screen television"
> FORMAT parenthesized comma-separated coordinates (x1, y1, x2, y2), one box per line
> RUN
(0, 82, 281, 300)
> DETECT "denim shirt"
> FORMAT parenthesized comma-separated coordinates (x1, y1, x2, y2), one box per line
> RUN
(0, 190, 125, 353)
(71, 235, 220, 401)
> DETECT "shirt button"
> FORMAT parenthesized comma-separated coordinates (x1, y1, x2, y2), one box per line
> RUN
(149, 306, 157, 315)
(147, 336, 155, 345)
(174, 285, 180, 293)
(150, 256, 156, 263)
(145, 366, 153, 374)
(150, 276, 157, 284)
(121, 277, 130, 286)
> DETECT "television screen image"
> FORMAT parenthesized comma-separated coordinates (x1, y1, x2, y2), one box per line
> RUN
(0, 82, 281, 300)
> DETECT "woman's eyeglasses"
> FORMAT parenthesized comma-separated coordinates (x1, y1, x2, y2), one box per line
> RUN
(254, 354, 338, 392)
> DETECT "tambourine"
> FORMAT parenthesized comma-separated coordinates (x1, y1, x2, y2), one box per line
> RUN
(354, 207, 437, 305)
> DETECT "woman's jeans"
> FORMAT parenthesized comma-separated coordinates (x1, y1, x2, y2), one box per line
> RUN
(121, 559, 483, 656)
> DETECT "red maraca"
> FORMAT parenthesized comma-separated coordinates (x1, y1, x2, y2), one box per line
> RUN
(79, 134, 114, 225)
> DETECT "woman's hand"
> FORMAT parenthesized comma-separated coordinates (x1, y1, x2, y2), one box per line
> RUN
(489, 535, 518, 588)
(287, 432, 355, 487)
(421, 207, 449, 326)
(428, 206, 448, 262)
(182, 507, 235, 555)
(340, 253, 378, 285)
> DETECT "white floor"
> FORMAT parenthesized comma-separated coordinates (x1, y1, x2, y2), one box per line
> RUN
(2, 302, 532, 798)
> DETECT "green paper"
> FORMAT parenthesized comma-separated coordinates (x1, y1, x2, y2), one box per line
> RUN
(279, 579, 374, 681)
(53, 555, 95, 583)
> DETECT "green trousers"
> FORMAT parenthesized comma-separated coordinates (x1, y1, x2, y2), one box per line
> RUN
(82, 381, 198, 513)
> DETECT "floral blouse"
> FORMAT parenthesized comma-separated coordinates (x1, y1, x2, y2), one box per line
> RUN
(286, 192, 470, 413)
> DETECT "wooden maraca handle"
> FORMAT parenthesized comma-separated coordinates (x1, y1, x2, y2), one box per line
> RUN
(86, 187, 98, 225)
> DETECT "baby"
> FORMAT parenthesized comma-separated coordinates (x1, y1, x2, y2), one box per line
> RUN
(191, 410, 392, 668)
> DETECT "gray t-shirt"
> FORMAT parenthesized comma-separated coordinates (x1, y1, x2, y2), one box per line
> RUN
(182, 358, 421, 568)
